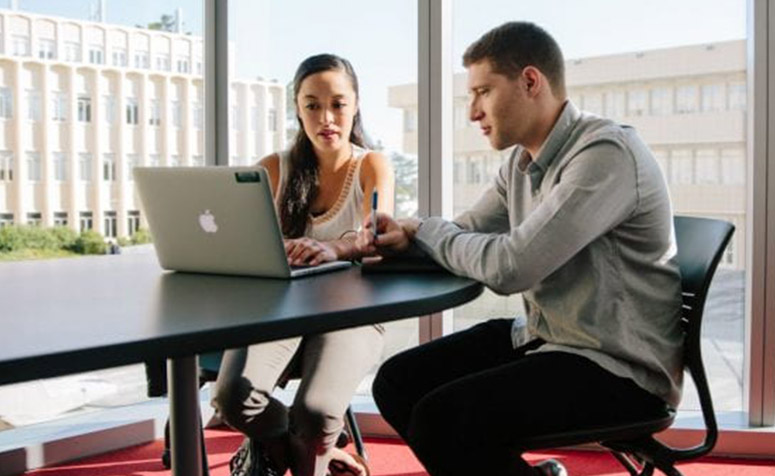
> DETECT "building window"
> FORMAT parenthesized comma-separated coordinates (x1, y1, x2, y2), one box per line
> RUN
(88, 47, 104, 65)
(64, 42, 81, 62)
(675, 85, 698, 114)
(156, 54, 170, 71)
(12, 35, 30, 56)
(695, 148, 720, 184)
(103, 154, 116, 181)
(721, 148, 746, 186)
(0, 213, 13, 227)
(111, 48, 127, 67)
(604, 90, 626, 119)
(583, 92, 604, 115)
(404, 109, 417, 132)
(0, 87, 13, 119)
(171, 101, 182, 128)
(79, 211, 93, 232)
(126, 154, 139, 180)
(26, 152, 41, 182)
(701, 83, 725, 112)
(652, 149, 669, 180)
(134, 51, 149, 69)
(79, 153, 92, 182)
(148, 154, 160, 167)
(53, 152, 67, 181)
(52, 92, 68, 122)
(627, 89, 648, 116)
(193, 103, 203, 129)
(53, 212, 68, 227)
(251, 107, 260, 131)
(128, 210, 141, 235)
(267, 108, 277, 132)
(77, 95, 92, 123)
(26, 212, 42, 226)
(0, 152, 13, 181)
(104, 211, 117, 238)
(192, 155, 204, 167)
(104, 96, 115, 124)
(723, 239, 735, 266)
(650, 87, 672, 116)
(26, 90, 40, 121)
(670, 149, 694, 185)
(38, 38, 56, 59)
(126, 98, 139, 125)
(149, 99, 161, 126)
(176, 56, 190, 74)
(728, 82, 746, 111)
(231, 104, 241, 130)
(170, 155, 180, 167)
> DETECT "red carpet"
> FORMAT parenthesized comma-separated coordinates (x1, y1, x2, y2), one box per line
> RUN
(23, 428, 775, 475)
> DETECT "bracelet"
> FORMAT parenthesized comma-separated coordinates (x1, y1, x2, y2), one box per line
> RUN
(338, 229, 358, 240)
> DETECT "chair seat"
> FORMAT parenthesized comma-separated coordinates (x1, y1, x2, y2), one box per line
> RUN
(519, 411, 675, 451)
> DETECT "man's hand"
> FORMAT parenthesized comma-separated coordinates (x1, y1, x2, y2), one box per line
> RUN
(362, 212, 420, 256)
(284, 237, 337, 266)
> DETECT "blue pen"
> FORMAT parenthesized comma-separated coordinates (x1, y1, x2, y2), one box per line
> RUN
(371, 189, 379, 238)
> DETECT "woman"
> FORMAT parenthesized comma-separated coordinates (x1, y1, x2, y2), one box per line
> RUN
(212, 54, 394, 476)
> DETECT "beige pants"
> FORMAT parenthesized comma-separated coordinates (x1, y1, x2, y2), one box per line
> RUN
(212, 325, 384, 476)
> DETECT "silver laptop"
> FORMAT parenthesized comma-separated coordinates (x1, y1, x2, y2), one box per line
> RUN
(133, 166, 352, 278)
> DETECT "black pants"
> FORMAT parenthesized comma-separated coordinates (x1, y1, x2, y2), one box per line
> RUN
(372, 319, 668, 476)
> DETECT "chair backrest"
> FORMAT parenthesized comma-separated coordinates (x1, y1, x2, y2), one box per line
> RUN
(672, 215, 735, 460)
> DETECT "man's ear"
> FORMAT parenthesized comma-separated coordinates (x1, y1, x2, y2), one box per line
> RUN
(522, 66, 541, 96)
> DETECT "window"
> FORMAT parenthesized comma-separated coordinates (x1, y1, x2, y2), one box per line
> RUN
(77, 95, 92, 123)
(53, 152, 67, 181)
(52, 92, 68, 122)
(53, 212, 68, 227)
(26, 212, 42, 226)
(0, 87, 13, 119)
(728, 81, 746, 111)
(231, 104, 242, 130)
(176, 56, 190, 74)
(128, 210, 141, 235)
(104, 211, 117, 238)
(148, 154, 160, 167)
(104, 96, 115, 124)
(721, 148, 746, 185)
(79, 153, 92, 182)
(134, 51, 150, 69)
(112, 48, 127, 67)
(454, 103, 467, 129)
(103, 154, 116, 181)
(404, 109, 417, 132)
(38, 38, 56, 59)
(676, 85, 698, 113)
(695, 148, 720, 184)
(149, 99, 161, 126)
(192, 155, 204, 167)
(670, 149, 694, 185)
(701, 83, 725, 112)
(126, 154, 139, 180)
(604, 90, 626, 119)
(79, 211, 93, 232)
(171, 101, 182, 128)
(723, 238, 735, 266)
(251, 106, 260, 131)
(156, 54, 170, 71)
(0, 152, 13, 181)
(170, 155, 181, 167)
(0, 213, 13, 228)
(125, 98, 139, 125)
(650, 87, 672, 115)
(12, 35, 30, 56)
(64, 41, 81, 62)
(193, 103, 203, 129)
(26, 90, 40, 121)
(627, 89, 648, 116)
(583, 92, 603, 115)
(88, 47, 104, 65)
(652, 149, 669, 179)
(267, 108, 277, 132)
(26, 152, 41, 182)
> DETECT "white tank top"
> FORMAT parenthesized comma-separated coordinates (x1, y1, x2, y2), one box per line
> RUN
(277, 145, 367, 241)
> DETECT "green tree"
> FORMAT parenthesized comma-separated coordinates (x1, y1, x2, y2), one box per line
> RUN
(70, 230, 107, 255)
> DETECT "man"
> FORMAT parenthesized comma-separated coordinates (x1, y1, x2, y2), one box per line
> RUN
(366, 22, 683, 476)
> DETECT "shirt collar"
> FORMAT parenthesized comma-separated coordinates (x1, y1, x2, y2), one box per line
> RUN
(518, 100, 581, 192)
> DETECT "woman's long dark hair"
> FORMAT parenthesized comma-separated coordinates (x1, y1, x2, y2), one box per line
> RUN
(280, 54, 369, 238)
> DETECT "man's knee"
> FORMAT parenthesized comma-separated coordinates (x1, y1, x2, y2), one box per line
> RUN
(211, 376, 269, 427)
(290, 401, 342, 451)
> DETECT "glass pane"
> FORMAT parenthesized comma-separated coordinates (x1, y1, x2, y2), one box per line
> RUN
(230, 0, 418, 399)
(0, 1, 203, 430)
(444, 0, 747, 413)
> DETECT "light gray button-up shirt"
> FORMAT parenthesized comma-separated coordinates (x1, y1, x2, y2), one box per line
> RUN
(414, 102, 684, 407)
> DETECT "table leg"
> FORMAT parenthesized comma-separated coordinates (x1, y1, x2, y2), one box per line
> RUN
(168, 355, 206, 476)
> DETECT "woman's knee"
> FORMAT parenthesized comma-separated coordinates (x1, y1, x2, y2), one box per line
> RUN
(211, 376, 270, 425)
(290, 401, 342, 451)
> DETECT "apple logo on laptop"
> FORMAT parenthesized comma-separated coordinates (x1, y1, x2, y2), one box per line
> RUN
(199, 210, 218, 233)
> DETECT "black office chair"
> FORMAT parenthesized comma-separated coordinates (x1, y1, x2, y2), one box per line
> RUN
(517, 216, 734, 476)
(145, 350, 367, 470)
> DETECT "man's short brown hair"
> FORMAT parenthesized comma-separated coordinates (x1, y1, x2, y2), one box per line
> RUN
(463, 22, 566, 98)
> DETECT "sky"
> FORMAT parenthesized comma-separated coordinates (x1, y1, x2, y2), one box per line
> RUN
(9, 0, 747, 150)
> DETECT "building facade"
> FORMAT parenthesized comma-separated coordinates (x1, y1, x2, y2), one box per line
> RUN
(389, 40, 747, 270)
(0, 9, 285, 238)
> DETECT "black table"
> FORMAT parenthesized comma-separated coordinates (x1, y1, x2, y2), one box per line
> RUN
(0, 252, 483, 475)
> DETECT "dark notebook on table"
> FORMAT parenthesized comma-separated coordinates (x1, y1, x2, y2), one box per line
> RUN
(360, 255, 447, 273)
